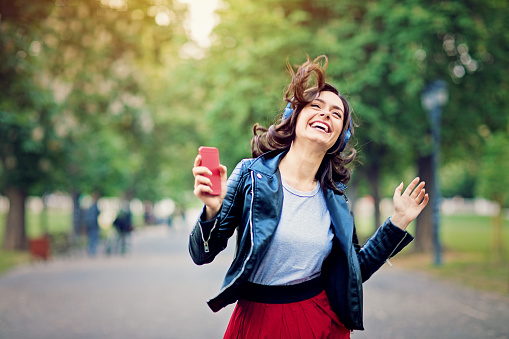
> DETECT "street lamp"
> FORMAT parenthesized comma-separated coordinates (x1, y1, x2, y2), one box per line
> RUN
(421, 80, 448, 266)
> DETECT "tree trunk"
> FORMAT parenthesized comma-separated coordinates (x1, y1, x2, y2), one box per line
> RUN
(415, 155, 434, 252)
(2, 187, 27, 251)
(367, 164, 381, 232)
(71, 190, 82, 239)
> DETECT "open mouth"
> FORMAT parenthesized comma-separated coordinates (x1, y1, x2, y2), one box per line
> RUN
(310, 121, 330, 133)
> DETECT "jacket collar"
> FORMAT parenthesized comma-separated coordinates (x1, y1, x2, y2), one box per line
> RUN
(248, 149, 348, 193)
(247, 149, 288, 176)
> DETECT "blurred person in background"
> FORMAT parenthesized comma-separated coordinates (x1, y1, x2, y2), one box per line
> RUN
(85, 191, 101, 257)
(190, 55, 429, 338)
(113, 200, 133, 254)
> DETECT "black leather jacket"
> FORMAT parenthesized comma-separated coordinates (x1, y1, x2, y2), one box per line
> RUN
(189, 150, 413, 330)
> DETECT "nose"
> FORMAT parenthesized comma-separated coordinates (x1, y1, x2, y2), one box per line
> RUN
(319, 110, 331, 119)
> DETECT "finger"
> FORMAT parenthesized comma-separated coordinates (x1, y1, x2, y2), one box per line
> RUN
(419, 194, 430, 208)
(410, 182, 426, 198)
(403, 177, 420, 196)
(219, 165, 227, 176)
(194, 154, 202, 167)
(194, 184, 213, 197)
(193, 155, 212, 177)
(393, 182, 404, 199)
(192, 166, 213, 177)
(415, 188, 426, 202)
(219, 165, 228, 190)
(195, 175, 212, 188)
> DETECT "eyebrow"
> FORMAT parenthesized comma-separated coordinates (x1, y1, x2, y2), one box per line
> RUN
(315, 98, 344, 112)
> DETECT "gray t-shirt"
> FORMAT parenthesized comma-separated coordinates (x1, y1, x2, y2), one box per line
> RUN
(249, 177, 334, 285)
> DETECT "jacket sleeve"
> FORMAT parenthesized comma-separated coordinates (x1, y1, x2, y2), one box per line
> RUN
(353, 217, 414, 282)
(189, 160, 249, 265)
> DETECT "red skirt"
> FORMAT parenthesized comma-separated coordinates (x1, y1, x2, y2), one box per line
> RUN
(223, 290, 351, 339)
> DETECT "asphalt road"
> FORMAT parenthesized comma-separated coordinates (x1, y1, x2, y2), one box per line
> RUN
(1, 224, 508, 339)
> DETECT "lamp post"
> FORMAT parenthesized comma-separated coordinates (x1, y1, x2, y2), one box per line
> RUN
(421, 80, 448, 266)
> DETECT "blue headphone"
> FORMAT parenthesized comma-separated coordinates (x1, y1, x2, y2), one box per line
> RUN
(282, 102, 352, 152)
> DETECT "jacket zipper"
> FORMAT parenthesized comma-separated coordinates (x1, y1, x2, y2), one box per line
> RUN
(199, 218, 218, 253)
(385, 232, 408, 267)
(216, 171, 255, 294)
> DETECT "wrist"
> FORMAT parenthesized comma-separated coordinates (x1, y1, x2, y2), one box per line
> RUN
(390, 214, 410, 230)
(205, 205, 220, 221)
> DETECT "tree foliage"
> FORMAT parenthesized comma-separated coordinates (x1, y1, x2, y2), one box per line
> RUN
(477, 131, 509, 207)
(1, 0, 508, 254)
(0, 0, 189, 250)
(195, 0, 509, 250)
(476, 130, 509, 260)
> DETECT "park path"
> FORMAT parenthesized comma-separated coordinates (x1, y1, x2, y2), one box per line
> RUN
(0, 223, 508, 339)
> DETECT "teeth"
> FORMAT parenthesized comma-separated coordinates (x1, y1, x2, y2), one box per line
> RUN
(311, 122, 329, 132)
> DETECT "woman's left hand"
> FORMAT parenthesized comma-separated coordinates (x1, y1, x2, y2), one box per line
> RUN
(390, 177, 429, 230)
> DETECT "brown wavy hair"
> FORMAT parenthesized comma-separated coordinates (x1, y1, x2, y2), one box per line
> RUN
(251, 55, 356, 191)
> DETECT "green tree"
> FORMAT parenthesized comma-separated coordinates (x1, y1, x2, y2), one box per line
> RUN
(319, 0, 509, 251)
(44, 1, 159, 225)
(1, 0, 189, 249)
(0, 0, 61, 250)
(476, 131, 509, 261)
(43, 0, 190, 233)
(197, 0, 509, 255)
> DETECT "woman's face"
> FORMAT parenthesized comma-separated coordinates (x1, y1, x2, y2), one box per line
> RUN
(294, 90, 345, 152)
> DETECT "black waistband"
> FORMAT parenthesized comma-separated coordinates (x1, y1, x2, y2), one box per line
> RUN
(239, 276, 324, 304)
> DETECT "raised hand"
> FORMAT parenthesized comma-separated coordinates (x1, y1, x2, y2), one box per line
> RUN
(192, 154, 227, 220)
(390, 177, 429, 230)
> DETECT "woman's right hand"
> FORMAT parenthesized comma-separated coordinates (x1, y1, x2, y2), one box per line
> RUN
(192, 154, 228, 221)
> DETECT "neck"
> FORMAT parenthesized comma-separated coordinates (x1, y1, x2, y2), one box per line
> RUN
(279, 144, 325, 191)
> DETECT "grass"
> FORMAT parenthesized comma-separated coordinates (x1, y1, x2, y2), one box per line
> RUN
(441, 215, 509, 259)
(0, 250, 31, 275)
(357, 213, 509, 296)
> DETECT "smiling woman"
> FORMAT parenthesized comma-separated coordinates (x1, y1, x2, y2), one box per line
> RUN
(190, 55, 429, 338)
(252, 57, 355, 191)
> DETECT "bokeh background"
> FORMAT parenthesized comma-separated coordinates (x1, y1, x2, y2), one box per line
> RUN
(1, 0, 508, 300)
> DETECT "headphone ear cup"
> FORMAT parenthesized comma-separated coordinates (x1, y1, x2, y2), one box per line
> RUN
(282, 102, 293, 120)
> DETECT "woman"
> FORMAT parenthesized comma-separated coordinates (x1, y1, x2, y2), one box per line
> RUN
(190, 55, 428, 338)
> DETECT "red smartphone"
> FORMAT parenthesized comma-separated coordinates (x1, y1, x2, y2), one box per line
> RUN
(198, 146, 221, 196)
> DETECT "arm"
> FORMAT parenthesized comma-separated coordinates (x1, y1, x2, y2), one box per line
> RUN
(189, 158, 248, 265)
(354, 177, 428, 281)
(354, 218, 413, 282)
